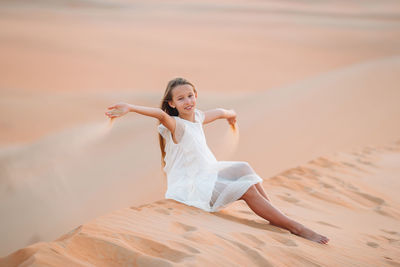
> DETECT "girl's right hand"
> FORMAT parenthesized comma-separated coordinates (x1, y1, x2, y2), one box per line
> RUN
(105, 102, 131, 118)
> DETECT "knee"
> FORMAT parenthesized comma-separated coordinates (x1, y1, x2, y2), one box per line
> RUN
(239, 162, 254, 175)
(239, 185, 258, 201)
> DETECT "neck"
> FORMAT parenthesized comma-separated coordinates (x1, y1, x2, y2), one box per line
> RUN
(179, 112, 195, 122)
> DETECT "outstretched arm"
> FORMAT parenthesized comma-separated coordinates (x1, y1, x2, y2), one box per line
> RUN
(203, 108, 237, 127)
(105, 102, 177, 139)
(106, 102, 165, 120)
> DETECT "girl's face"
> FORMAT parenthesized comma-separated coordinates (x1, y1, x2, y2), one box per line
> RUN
(168, 84, 197, 115)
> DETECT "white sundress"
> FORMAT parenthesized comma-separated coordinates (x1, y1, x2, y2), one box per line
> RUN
(157, 108, 263, 212)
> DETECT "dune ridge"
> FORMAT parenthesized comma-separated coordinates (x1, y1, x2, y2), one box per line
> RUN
(1, 139, 399, 266)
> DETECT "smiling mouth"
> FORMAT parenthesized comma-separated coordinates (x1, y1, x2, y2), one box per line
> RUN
(184, 106, 193, 110)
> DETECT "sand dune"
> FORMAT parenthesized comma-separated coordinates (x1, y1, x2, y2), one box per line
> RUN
(1, 53, 399, 260)
(1, 53, 399, 257)
(1, 139, 399, 266)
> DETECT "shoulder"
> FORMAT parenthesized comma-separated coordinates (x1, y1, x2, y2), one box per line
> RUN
(158, 116, 179, 130)
(158, 114, 180, 131)
(158, 116, 186, 144)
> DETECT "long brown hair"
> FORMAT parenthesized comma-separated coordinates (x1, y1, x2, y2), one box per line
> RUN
(159, 77, 197, 169)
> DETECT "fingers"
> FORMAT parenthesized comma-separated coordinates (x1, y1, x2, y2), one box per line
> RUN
(106, 104, 123, 118)
(105, 111, 116, 118)
(106, 105, 116, 117)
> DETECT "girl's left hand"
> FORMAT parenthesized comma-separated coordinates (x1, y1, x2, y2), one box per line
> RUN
(226, 109, 237, 127)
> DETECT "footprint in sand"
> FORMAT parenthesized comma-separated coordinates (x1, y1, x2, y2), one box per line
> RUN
(170, 221, 198, 234)
(384, 256, 400, 267)
(354, 192, 385, 206)
(366, 241, 379, 248)
(130, 203, 151, 211)
(320, 182, 336, 189)
(309, 157, 336, 169)
(381, 229, 399, 236)
(340, 161, 364, 171)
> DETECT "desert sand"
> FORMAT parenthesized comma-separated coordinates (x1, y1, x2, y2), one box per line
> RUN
(1, 0, 400, 266)
(2, 140, 400, 266)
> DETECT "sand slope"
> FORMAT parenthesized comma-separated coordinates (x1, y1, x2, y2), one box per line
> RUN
(1, 139, 399, 266)
(1, 54, 399, 259)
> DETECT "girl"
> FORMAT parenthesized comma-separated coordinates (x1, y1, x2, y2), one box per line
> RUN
(105, 77, 329, 244)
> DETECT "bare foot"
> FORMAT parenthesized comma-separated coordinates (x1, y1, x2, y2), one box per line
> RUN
(291, 224, 329, 244)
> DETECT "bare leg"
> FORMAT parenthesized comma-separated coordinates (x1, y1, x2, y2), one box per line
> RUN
(239, 186, 329, 244)
(255, 182, 271, 202)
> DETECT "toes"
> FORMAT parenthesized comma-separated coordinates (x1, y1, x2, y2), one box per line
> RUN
(321, 236, 329, 244)
(316, 235, 329, 244)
